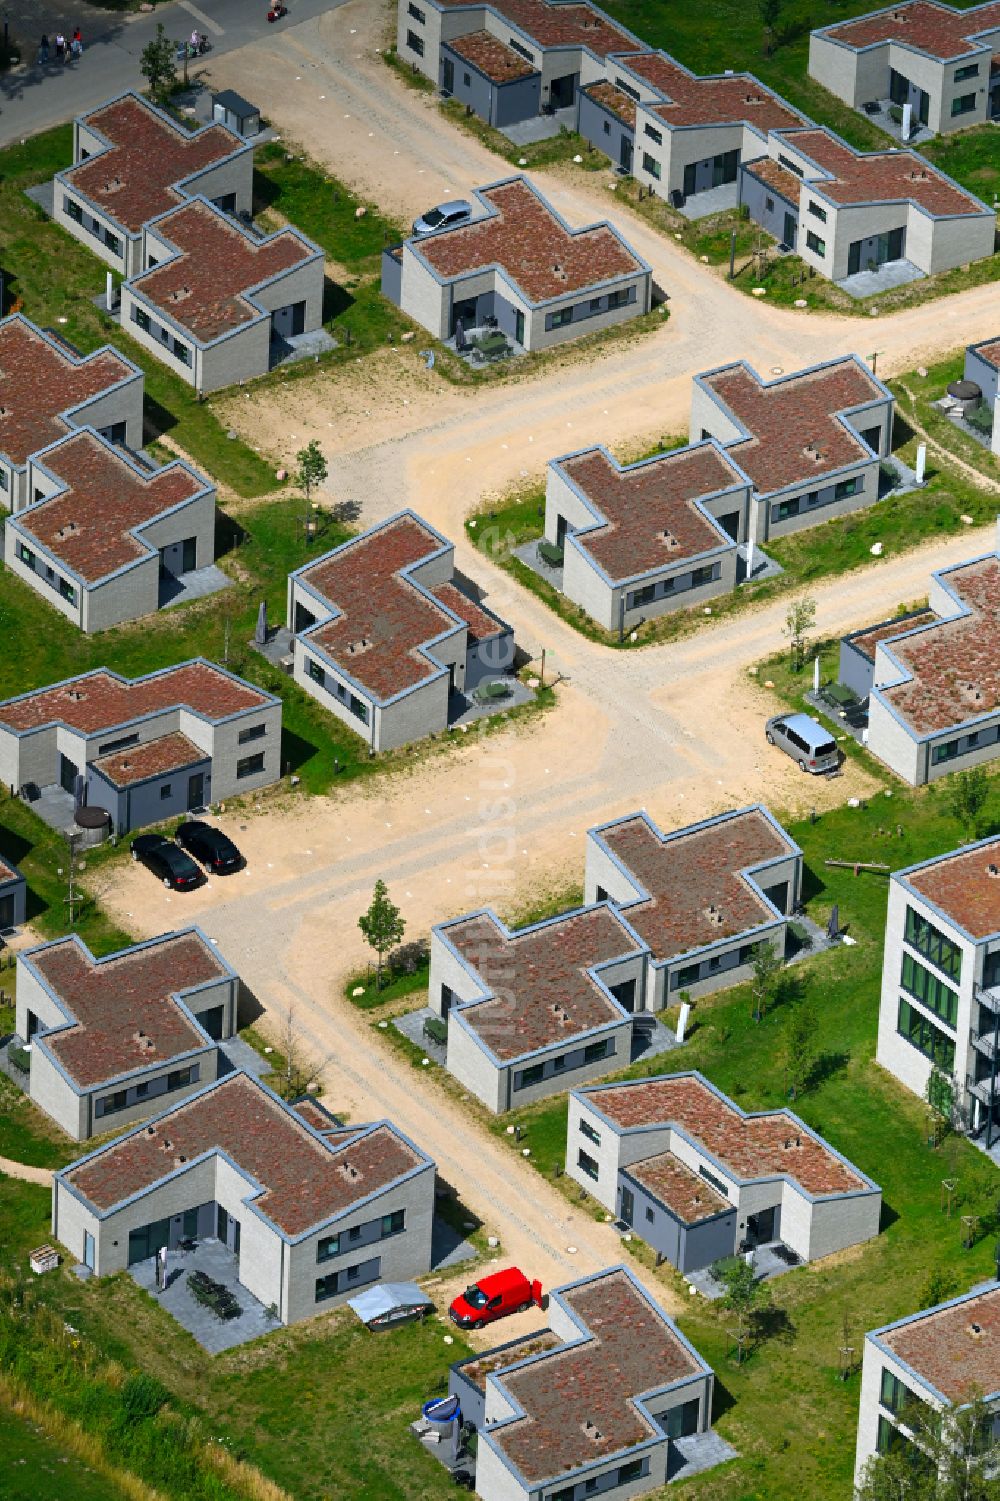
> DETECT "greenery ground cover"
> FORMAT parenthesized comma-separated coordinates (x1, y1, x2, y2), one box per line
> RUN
(890, 349, 1000, 484)
(489, 771, 1000, 1500)
(0, 1400, 136, 1501)
(465, 375, 998, 649)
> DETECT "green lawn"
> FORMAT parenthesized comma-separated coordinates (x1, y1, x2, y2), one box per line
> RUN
(890, 349, 1000, 484)
(924, 125, 1000, 209)
(0, 1400, 135, 1501)
(465, 368, 998, 649)
(490, 774, 1000, 1500)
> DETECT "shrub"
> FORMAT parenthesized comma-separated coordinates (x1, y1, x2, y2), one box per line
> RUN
(387, 939, 429, 976)
(8, 1046, 30, 1073)
(118, 1371, 170, 1423)
(422, 1017, 448, 1046)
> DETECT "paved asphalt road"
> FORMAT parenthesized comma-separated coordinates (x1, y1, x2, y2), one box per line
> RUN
(0, 0, 344, 144)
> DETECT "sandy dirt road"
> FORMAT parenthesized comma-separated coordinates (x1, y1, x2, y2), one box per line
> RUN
(88, 8, 1000, 1306)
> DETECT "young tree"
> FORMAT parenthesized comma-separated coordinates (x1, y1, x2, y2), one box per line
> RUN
(358, 878, 406, 990)
(857, 1396, 1000, 1501)
(925, 1062, 955, 1147)
(948, 767, 991, 841)
(918, 1265, 959, 1311)
(296, 439, 329, 502)
(783, 996, 817, 1099)
(276, 1004, 332, 1100)
(719, 1257, 771, 1365)
(750, 940, 782, 1024)
(759, 0, 782, 54)
(783, 595, 817, 672)
(140, 24, 176, 102)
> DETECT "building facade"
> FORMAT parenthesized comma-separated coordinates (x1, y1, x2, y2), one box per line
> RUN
(855, 1283, 1000, 1486)
(690, 355, 894, 543)
(0, 315, 143, 514)
(0, 661, 282, 834)
(4, 429, 215, 632)
(382, 176, 651, 351)
(566, 1073, 882, 1273)
(0, 855, 26, 930)
(289, 510, 515, 752)
(876, 838, 1000, 1136)
(449, 1265, 717, 1501)
(52, 1071, 436, 1325)
(811, 1, 1000, 138)
(16, 929, 239, 1141)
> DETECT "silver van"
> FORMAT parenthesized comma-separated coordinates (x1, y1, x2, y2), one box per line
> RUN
(765, 712, 840, 774)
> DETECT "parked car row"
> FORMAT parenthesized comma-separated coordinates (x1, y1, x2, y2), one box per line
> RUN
(131, 821, 244, 890)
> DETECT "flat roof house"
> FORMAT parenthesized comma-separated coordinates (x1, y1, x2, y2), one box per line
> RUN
(288, 510, 516, 752)
(428, 806, 801, 1111)
(15, 929, 239, 1141)
(543, 441, 751, 631)
(567, 1073, 882, 1272)
(52, 1070, 436, 1324)
(580, 51, 809, 215)
(855, 1283, 1000, 1485)
(964, 338, 1000, 449)
(690, 355, 894, 542)
(382, 176, 651, 352)
(398, 0, 643, 125)
(875, 837, 1000, 1138)
(0, 314, 143, 514)
(851, 530, 1000, 784)
(0, 854, 26, 931)
(811, 1, 1000, 139)
(4, 429, 216, 632)
(449, 1265, 718, 1501)
(54, 91, 253, 279)
(0, 660, 282, 835)
(739, 125, 995, 285)
(121, 198, 324, 394)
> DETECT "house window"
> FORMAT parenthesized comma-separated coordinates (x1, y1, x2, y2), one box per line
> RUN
(348, 692, 369, 724)
(614, 78, 641, 102)
(954, 63, 979, 81)
(675, 963, 700, 988)
(315, 1272, 340, 1301)
(951, 93, 976, 116)
(904, 907, 962, 981)
(645, 1205, 655, 1223)
(96, 1089, 128, 1118)
(307, 658, 325, 686)
(578, 1149, 599, 1180)
(59, 578, 76, 604)
(348, 1225, 362, 1242)
(463, 71, 471, 86)
(407, 0, 425, 18)
(0, 468, 8, 491)
(160, 784, 173, 800)
(765, 195, 775, 212)
(238, 723, 267, 745)
(405, 29, 424, 56)
(699, 1163, 730, 1197)
(606, 287, 633, 311)
(317, 1233, 340, 1262)
(381, 1209, 405, 1237)
(64, 196, 83, 224)
(580, 1118, 601, 1146)
(642, 152, 661, 180)
(931, 739, 959, 765)
(643, 123, 662, 145)
(776, 497, 801, 522)
(897, 998, 955, 1071)
(880, 1366, 928, 1418)
(174, 342, 192, 367)
(584, 1039, 609, 1064)
(508, 36, 533, 62)
(834, 476, 860, 500)
(549, 307, 573, 329)
(805, 230, 826, 257)
(628, 582, 657, 609)
(516, 1063, 545, 1089)
(777, 153, 803, 177)
(807, 200, 827, 223)
(18, 544, 36, 570)
(132, 307, 151, 334)
(237, 753, 265, 779)
(901, 954, 958, 1027)
(603, 120, 611, 136)
(617, 1459, 648, 1484)
(98, 733, 139, 755)
(104, 230, 121, 256)
(691, 565, 717, 587)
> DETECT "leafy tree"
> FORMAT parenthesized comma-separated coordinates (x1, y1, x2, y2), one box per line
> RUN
(750, 940, 782, 1023)
(856, 1395, 1000, 1500)
(719, 1257, 771, 1364)
(297, 439, 329, 502)
(759, 0, 782, 53)
(783, 595, 817, 672)
(926, 1062, 956, 1146)
(948, 767, 991, 841)
(359, 878, 406, 989)
(918, 1265, 959, 1310)
(140, 23, 176, 102)
(784, 996, 817, 1099)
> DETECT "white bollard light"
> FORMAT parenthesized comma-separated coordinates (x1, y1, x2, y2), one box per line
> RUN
(915, 443, 927, 485)
(106, 270, 113, 309)
(676, 1001, 690, 1044)
(813, 656, 820, 693)
(902, 102, 912, 141)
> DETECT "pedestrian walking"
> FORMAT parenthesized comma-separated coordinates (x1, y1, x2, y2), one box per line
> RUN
(54, 31, 65, 62)
(39, 33, 49, 63)
(71, 26, 83, 57)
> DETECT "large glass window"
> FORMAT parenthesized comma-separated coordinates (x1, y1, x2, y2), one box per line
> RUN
(317, 1233, 340, 1262)
(381, 1209, 405, 1238)
(897, 998, 955, 1070)
(642, 152, 662, 180)
(580, 1118, 601, 1146)
(880, 1367, 928, 1420)
(905, 906, 962, 981)
(578, 1149, 599, 1181)
(951, 93, 976, 116)
(901, 953, 958, 1027)
(584, 1039, 609, 1064)
(237, 753, 265, 779)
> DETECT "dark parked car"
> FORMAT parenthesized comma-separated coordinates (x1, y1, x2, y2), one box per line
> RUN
(131, 834, 202, 891)
(175, 820, 243, 874)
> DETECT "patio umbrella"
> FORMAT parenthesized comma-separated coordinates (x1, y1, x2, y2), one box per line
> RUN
(827, 904, 840, 941)
(254, 600, 268, 645)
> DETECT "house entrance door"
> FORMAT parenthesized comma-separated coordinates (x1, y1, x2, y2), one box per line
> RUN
(782, 212, 797, 249)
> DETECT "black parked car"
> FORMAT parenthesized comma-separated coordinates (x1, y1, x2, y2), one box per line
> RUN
(175, 820, 243, 874)
(131, 834, 202, 891)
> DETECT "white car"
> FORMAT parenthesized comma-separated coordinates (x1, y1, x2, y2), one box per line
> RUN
(411, 200, 472, 237)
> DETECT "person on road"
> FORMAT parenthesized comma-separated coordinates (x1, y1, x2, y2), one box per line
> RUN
(54, 32, 65, 62)
(70, 26, 83, 58)
(39, 33, 49, 62)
